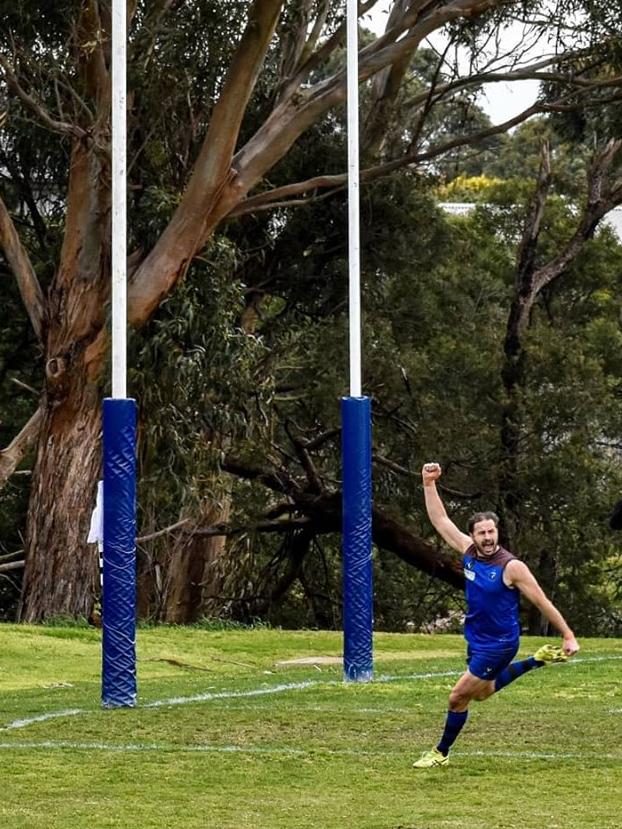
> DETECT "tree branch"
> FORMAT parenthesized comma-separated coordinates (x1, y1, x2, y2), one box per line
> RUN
(192, 0, 285, 183)
(0, 561, 24, 574)
(403, 62, 622, 111)
(136, 518, 191, 543)
(10, 377, 39, 397)
(128, 0, 286, 324)
(284, 422, 324, 494)
(0, 55, 88, 139)
(278, 0, 379, 102)
(0, 407, 44, 491)
(223, 455, 465, 589)
(228, 72, 621, 219)
(235, 0, 507, 182)
(514, 139, 552, 328)
(277, 0, 316, 91)
(529, 139, 622, 302)
(0, 193, 47, 343)
(222, 455, 300, 494)
(363, 0, 442, 154)
(187, 516, 312, 538)
(228, 101, 544, 217)
(75, 0, 111, 113)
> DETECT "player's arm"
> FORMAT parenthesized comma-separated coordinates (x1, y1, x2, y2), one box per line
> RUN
(504, 559, 580, 656)
(421, 463, 472, 554)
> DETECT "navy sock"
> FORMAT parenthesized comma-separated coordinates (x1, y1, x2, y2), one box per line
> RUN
(494, 657, 539, 692)
(436, 709, 469, 756)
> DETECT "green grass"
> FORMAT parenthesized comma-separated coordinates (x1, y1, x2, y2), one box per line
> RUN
(0, 625, 620, 829)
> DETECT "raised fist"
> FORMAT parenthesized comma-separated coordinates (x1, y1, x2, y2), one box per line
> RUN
(422, 462, 441, 484)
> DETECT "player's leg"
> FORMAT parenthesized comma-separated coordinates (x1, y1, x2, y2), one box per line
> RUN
(413, 643, 520, 769)
(448, 669, 495, 709)
(413, 670, 491, 768)
(494, 643, 568, 693)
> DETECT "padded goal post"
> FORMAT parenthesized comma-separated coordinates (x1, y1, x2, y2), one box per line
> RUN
(101, 397, 137, 708)
(341, 396, 373, 682)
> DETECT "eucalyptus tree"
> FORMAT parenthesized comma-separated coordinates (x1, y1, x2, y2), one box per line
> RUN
(0, 0, 620, 619)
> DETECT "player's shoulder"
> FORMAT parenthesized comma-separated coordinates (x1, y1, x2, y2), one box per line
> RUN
(495, 545, 519, 566)
(463, 542, 477, 560)
(503, 557, 531, 580)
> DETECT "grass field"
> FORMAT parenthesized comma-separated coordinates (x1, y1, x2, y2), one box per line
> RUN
(0, 624, 620, 829)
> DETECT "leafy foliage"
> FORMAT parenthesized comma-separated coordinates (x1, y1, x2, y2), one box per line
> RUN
(1, 1, 622, 628)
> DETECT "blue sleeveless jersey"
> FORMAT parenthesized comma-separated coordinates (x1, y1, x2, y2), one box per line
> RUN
(463, 544, 520, 647)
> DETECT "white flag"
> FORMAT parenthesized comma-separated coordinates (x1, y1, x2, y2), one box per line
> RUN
(87, 480, 104, 545)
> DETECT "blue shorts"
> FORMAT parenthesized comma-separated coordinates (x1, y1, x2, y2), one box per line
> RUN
(466, 642, 519, 680)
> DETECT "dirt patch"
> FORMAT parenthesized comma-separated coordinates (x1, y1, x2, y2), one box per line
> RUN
(276, 656, 342, 666)
(276, 650, 456, 667)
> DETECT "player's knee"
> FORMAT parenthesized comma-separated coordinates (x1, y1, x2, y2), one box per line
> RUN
(472, 684, 494, 702)
(448, 689, 469, 710)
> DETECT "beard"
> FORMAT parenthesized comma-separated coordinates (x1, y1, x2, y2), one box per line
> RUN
(475, 540, 497, 557)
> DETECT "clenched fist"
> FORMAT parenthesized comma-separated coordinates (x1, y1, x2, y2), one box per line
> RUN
(422, 462, 441, 485)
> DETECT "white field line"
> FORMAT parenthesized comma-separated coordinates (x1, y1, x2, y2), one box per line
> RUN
(0, 740, 309, 756)
(2, 654, 621, 732)
(143, 679, 331, 708)
(457, 748, 621, 761)
(0, 739, 619, 763)
(2, 709, 84, 730)
(144, 670, 463, 710)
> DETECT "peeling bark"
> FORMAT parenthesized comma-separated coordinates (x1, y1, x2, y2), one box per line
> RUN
(19, 362, 103, 620)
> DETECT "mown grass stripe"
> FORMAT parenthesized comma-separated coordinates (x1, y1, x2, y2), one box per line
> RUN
(0, 739, 619, 763)
(3, 654, 620, 732)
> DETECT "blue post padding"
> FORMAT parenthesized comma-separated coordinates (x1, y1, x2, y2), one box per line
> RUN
(341, 396, 373, 682)
(102, 398, 137, 708)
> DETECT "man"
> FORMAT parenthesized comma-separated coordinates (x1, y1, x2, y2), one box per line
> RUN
(413, 462, 580, 769)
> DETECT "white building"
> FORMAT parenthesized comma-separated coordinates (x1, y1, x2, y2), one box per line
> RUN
(440, 203, 622, 242)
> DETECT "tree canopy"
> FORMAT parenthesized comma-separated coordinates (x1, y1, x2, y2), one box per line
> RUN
(0, 0, 621, 629)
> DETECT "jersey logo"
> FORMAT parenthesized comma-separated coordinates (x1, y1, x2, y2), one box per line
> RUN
(465, 569, 476, 581)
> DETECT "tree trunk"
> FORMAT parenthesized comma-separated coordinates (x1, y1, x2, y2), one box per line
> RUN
(160, 496, 232, 623)
(525, 546, 557, 634)
(160, 522, 208, 624)
(19, 364, 103, 620)
(497, 144, 552, 549)
(498, 343, 525, 549)
(158, 292, 261, 623)
(199, 511, 232, 617)
(253, 528, 313, 620)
